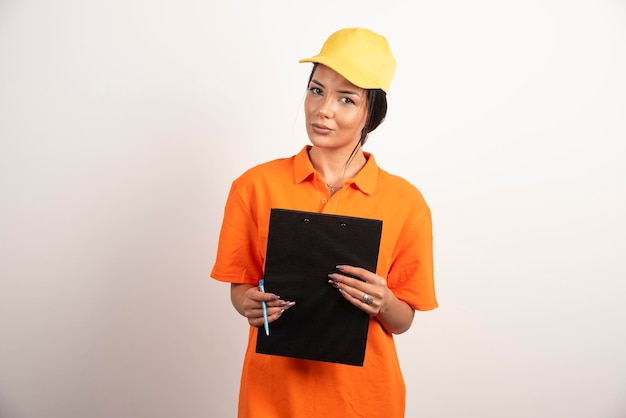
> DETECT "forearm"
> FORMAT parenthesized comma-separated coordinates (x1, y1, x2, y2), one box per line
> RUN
(230, 283, 255, 317)
(376, 292, 415, 334)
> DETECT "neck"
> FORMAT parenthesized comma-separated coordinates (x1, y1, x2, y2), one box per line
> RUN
(308, 145, 367, 188)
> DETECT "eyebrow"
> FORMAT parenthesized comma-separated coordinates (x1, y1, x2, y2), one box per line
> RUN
(310, 79, 361, 97)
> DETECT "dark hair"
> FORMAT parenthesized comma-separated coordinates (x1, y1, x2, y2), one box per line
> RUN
(307, 64, 388, 147)
(362, 88, 388, 144)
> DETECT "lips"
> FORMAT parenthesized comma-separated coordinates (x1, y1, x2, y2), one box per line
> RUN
(311, 123, 333, 134)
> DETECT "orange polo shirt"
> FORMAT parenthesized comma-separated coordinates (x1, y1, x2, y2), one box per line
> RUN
(211, 146, 437, 418)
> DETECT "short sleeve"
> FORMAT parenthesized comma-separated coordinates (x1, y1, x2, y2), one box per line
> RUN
(210, 180, 263, 285)
(387, 199, 438, 311)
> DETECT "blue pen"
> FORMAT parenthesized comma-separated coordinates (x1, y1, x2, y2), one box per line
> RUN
(259, 279, 270, 336)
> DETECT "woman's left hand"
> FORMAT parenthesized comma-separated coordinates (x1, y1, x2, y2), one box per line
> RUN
(327, 265, 390, 316)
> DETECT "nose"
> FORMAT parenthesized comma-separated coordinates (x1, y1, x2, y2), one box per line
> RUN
(318, 97, 334, 118)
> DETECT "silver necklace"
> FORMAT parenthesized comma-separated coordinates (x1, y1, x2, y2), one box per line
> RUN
(326, 183, 340, 193)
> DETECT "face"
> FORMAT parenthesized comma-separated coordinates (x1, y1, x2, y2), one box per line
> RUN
(304, 65, 368, 154)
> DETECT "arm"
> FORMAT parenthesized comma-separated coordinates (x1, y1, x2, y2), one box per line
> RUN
(376, 287, 415, 334)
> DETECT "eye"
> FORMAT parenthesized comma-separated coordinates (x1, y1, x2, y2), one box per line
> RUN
(309, 87, 323, 95)
(341, 97, 355, 105)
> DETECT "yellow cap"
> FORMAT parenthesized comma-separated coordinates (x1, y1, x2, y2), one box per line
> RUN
(299, 27, 396, 93)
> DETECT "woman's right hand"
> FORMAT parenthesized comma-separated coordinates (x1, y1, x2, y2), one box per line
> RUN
(230, 283, 296, 328)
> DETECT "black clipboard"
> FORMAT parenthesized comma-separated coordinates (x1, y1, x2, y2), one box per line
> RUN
(255, 208, 383, 366)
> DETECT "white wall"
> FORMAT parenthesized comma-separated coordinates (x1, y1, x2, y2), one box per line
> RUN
(1, 1, 625, 417)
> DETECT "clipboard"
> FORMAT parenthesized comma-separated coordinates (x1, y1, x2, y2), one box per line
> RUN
(255, 208, 383, 366)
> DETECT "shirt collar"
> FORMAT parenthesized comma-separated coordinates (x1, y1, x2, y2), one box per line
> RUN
(293, 146, 378, 195)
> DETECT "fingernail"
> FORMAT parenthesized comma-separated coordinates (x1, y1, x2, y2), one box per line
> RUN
(328, 279, 339, 288)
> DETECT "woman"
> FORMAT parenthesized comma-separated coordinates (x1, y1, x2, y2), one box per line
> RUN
(211, 27, 438, 418)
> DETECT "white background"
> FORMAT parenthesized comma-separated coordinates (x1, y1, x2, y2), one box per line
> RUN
(1, 1, 625, 417)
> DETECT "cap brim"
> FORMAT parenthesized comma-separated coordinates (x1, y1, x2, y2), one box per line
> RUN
(298, 55, 384, 91)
